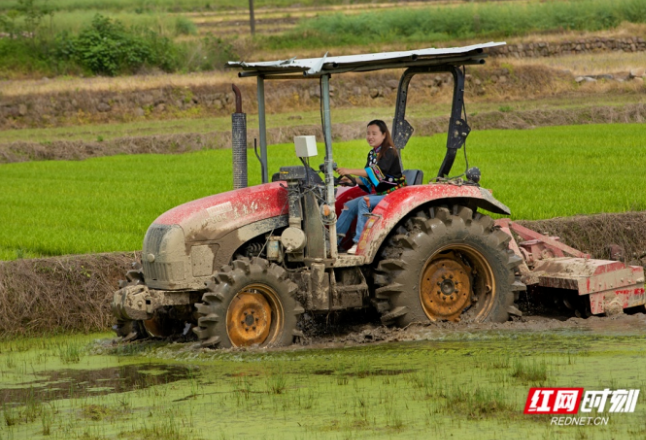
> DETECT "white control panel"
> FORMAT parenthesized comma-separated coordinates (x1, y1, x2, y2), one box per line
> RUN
(294, 136, 318, 158)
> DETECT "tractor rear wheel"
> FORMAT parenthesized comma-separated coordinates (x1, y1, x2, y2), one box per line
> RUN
(373, 205, 524, 325)
(193, 257, 304, 348)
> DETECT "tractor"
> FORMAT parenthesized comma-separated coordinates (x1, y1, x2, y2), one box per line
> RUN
(112, 43, 645, 347)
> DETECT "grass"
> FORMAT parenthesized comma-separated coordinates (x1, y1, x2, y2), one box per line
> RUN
(20, 10, 186, 37)
(0, 70, 240, 97)
(440, 386, 515, 419)
(3, 0, 646, 79)
(0, 123, 645, 260)
(512, 359, 549, 385)
(267, 0, 646, 50)
(0, 0, 403, 13)
(0, 330, 645, 439)
(57, 341, 84, 364)
(0, 6, 232, 78)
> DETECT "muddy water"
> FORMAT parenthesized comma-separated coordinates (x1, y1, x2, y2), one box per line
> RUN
(0, 364, 193, 406)
(1, 320, 645, 439)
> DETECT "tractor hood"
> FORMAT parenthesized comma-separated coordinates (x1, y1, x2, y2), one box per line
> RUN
(142, 183, 288, 290)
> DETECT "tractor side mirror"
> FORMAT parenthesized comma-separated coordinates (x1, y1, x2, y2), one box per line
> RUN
(318, 162, 337, 174)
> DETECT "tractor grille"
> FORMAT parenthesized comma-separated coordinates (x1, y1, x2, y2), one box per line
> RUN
(142, 223, 187, 283)
(143, 261, 185, 282)
(143, 224, 170, 254)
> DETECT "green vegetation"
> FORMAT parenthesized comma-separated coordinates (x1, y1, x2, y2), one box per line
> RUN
(58, 14, 180, 75)
(268, 0, 646, 49)
(1, 330, 645, 439)
(3, 0, 646, 77)
(0, 123, 644, 261)
(0, 1, 233, 77)
(57, 341, 83, 364)
(0, 0, 409, 13)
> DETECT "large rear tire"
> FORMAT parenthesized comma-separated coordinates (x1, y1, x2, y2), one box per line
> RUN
(193, 257, 304, 348)
(373, 205, 524, 325)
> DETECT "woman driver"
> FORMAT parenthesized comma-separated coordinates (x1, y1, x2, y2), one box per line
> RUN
(335, 119, 406, 254)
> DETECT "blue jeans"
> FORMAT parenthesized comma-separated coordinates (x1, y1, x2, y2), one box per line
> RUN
(336, 195, 386, 244)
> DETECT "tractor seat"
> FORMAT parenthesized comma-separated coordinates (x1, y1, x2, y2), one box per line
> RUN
(403, 169, 424, 185)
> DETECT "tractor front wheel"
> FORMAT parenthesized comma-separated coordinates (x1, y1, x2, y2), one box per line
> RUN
(113, 268, 147, 341)
(374, 205, 524, 325)
(193, 257, 304, 348)
(113, 268, 186, 340)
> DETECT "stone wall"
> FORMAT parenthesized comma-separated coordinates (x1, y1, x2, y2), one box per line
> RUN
(0, 66, 574, 130)
(490, 36, 646, 58)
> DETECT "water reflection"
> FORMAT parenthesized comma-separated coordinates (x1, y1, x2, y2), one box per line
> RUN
(0, 363, 194, 405)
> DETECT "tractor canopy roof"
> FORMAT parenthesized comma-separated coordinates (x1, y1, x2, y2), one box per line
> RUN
(229, 42, 505, 78)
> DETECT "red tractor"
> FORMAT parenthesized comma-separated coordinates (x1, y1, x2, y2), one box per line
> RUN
(112, 43, 645, 347)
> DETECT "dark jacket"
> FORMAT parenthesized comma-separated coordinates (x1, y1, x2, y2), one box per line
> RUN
(358, 146, 406, 195)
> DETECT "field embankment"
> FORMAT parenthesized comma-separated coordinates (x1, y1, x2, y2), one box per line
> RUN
(1, 63, 644, 131)
(2, 103, 645, 164)
(1, 211, 645, 337)
(0, 252, 138, 337)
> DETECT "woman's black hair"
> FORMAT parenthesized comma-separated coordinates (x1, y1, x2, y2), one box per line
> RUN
(367, 119, 398, 160)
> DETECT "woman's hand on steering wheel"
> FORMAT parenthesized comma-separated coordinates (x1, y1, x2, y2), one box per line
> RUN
(334, 176, 355, 187)
(335, 167, 355, 187)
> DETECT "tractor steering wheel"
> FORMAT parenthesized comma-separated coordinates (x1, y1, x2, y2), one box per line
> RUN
(318, 163, 355, 187)
(335, 175, 356, 187)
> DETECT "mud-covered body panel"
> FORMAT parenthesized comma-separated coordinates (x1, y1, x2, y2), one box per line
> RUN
(154, 182, 288, 231)
(142, 183, 288, 290)
(354, 183, 511, 262)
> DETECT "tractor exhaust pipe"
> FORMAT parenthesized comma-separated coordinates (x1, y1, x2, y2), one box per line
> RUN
(231, 84, 248, 189)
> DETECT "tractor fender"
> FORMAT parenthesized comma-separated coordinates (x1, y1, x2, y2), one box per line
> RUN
(355, 183, 511, 263)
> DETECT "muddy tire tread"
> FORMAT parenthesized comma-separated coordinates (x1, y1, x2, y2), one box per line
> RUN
(193, 257, 304, 348)
(373, 204, 524, 326)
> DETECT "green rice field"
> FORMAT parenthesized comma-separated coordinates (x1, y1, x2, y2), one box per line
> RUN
(1, 123, 644, 261)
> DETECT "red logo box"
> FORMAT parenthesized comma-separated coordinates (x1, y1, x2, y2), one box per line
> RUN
(524, 388, 584, 414)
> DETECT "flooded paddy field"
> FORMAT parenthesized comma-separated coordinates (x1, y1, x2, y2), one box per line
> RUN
(2, 315, 646, 440)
